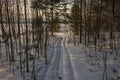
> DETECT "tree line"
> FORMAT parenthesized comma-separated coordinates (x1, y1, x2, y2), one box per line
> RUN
(0, 0, 70, 79)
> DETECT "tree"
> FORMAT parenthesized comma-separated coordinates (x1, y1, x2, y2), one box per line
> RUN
(23, 0, 29, 72)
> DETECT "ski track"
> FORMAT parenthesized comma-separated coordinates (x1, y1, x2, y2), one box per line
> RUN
(32, 35, 100, 80)
(37, 36, 62, 80)
(37, 36, 76, 80)
(62, 37, 75, 80)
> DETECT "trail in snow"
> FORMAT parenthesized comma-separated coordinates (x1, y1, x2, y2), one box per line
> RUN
(60, 35, 101, 80)
(36, 35, 75, 80)
(36, 34, 102, 80)
(62, 37, 75, 80)
(65, 39, 102, 80)
(37, 36, 63, 80)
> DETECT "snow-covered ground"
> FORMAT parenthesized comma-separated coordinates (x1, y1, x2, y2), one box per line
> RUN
(0, 33, 120, 80)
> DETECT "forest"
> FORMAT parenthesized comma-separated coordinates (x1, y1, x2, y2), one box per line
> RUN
(0, 0, 120, 80)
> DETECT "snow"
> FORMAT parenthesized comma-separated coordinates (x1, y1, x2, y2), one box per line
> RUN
(35, 33, 103, 80)
(66, 44, 102, 80)
(37, 36, 62, 80)
(0, 33, 120, 80)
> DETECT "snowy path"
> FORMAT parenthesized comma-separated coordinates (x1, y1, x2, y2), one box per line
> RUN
(37, 36, 63, 80)
(61, 36, 101, 80)
(36, 35, 102, 80)
(62, 37, 75, 80)
(62, 37, 102, 80)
